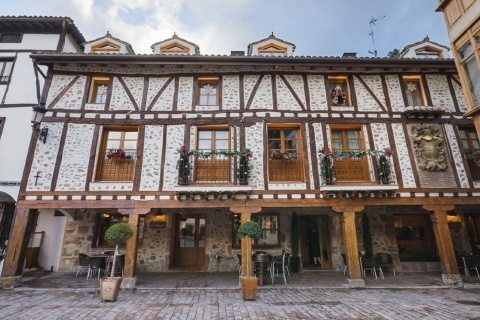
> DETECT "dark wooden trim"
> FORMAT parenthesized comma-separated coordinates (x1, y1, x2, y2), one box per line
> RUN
(184, 123, 191, 147)
(246, 75, 264, 110)
(146, 77, 174, 111)
(47, 75, 81, 109)
(104, 77, 114, 111)
(158, 125, 167, 191)
(441, 125, 461, 188)
(348, 75, 358, 111)
(380, 75, 393, 114)
(272, 75, 278, 111)
(218, 76, 223, 111)
(56, 20, 66, 52)
(421, 74, 433, 106)
(356, 75, 386, 112)
(20, 131, 41, 192)
(365, 123, 375, 150)
(446, 75, 461, 113)
(300, 123, 311, 189)
(117, 76, 139, 111)
(399, 75, 409, 106)
(133, 125, 145, 191)
(321, 122, 329, 148)
(402, 123, 421, 187)
(450, 75, 462, 86)
(50, 122, 69, 191)
(308, 121, 319, 188)
(33, 63, 47, 79)
(172, 77, 179, 112)
(279, 74, 305, 111)
(33, 62, 41, 103)
(386, 123, 404, 188)
(0, 117, 5, 139)
(324, 76, 332, 112)
(141, 77, 149, 112)
(85, 125, 100, 191)
(303, 74, 311, 111)
(240, 125, 246, 151)
(239, 74, 245, 111)
(40, 67, 53, 105)
(80, 75, 90, 112)
(263, 121, 269, 190)
(192, 77, 198, 112)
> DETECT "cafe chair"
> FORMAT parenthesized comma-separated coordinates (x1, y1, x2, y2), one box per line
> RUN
(464, 255, 480, 278)
(271, 250, 289, 286)
(76, 253, 90, 277)
(362, 256, 384, 279)
(87, 256, 106, 280)
(376, 252, 395, 276)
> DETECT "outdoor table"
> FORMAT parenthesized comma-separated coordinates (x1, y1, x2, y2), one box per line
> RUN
(253, 253, 272, 286)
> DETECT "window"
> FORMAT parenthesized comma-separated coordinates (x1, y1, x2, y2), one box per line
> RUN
(456, 27, 480, 107)
(96, 127, 138, 181)
(89, 77, 109, 104)
(91, 41, 120, 54)
(328, 76, 350, 106)
(331, 126, 369, 182)
(0, 34, 21, 43)
(258, 43, 287, 57)
(459, 127, 480, 180)
(160, 42, 189, 55)
(232, 213, 279, 247)
(415, 47, 442, 59)
(403, 76, 425, 106)
(195, 127, 230, 183)
(94, 213, 128, 246)
(394, 215, 438, 262)
(0, 61, 13, 84)
(197, 77, 219, 106)
(268, 126, 303, 182)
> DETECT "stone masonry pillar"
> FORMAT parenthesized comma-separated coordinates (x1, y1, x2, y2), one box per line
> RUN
(333, 205, 365, 288)
(118, 208, 151, 289)
(424, 205, 463, 288)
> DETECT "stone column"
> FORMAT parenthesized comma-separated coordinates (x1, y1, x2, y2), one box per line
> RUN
(0, 208, 35, 289)
(424, 205, 463, 288)
(332, 205, 365, 288)
(230, 207, 261, 278)
(118, 208, 151, 289)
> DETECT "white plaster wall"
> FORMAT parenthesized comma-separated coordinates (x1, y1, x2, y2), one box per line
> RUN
(245, 123, 265, 189)
(276, 75, 303, 111)
(222, 75, 240, 110)
(444, 124, 470, 188)
(140, 125, 164, 190)
(354, 75, 384, 112)
(0, 34, 59, 51)
(27, 122, 64, 191)
(308, 75, 328, 111)
(51, 76, 86, 109)
(123, 77, 144, 107)
(147, 77, 174, 111)
(177, 77, 193, 111)
(162, 125, 185, 191)
(371, 123, 395, 180)
(110, 77, 136, 111)
(244, 75, 260, 106)
(3, 53, 38, 104)
(452, 75, 469, 112)
(249, 75, 273, 110)
(385, 75, 405, 112)
(427, 74, 455, 111)
(36, 209, 67, 272)
(392, 124, 416, 188)
(63, 34, 81, 53)
(56, 124, 95, 191)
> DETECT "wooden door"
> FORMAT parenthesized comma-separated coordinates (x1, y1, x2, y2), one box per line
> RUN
(299, 216, 332, 268)
(174, 215, 205, 267)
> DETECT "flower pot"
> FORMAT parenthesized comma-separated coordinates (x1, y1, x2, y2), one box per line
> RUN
(240, 276, 258, 301)
(100, 277, 122, 302)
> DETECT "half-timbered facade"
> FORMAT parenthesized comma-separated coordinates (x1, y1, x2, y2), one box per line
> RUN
(1, 33, 479, 289)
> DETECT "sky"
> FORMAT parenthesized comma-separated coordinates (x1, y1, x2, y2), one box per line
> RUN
(2, 0, 450, 57)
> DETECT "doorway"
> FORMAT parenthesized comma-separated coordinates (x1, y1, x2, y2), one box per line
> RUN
(174, 214, 205, 267)
(299, 215, 332, 268)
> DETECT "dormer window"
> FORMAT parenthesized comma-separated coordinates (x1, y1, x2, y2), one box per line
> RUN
(258, 43, 287, 57)
(161, 42, 190, 55)
(415, 47, 442, 59)
(91, 41, 120, 54)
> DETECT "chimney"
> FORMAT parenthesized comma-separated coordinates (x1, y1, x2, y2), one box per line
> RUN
(342, 52, 357, 58)
(231, 51, 245, 56)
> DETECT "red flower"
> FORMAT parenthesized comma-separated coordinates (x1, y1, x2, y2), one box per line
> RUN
(384, 148, 393, 157)
(322, 147, 332, 157)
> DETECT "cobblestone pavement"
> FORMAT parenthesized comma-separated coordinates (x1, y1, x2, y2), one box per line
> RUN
(0, 287, 479, 319)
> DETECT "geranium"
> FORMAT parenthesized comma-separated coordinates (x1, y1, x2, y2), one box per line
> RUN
(178, 145, 189, 156)
(271, 151, 290, 160)
(321, 147, 332, 157)
(106, 149, 125, 160)
(384, 147, 393, 157)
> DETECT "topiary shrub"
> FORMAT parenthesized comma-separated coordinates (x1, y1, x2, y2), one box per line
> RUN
(237, 221, 262, 241)
(104, 223, 134, 278)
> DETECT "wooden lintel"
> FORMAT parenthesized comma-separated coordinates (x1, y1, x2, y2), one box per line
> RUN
(229, 206, 262, 214)
(422, 204, 455, 212)
(118, 208, 151, 215)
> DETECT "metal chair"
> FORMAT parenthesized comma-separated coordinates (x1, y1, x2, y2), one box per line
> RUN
(464, 255, 480, 277)
(76, 253, 90, 277)
(376, 252, 395, 276)
(362, 255, 384, 279)
(271, 251, 289, 286)
(87, 256, 106, 280)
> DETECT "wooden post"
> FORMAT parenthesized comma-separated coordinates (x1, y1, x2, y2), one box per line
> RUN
(0, 208, 34, 289)
(333, 205, 365, 288)
(118, 208, 151, 289)
(424, 205, 463, 287)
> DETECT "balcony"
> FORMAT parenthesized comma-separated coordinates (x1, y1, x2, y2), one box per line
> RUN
(268, 153, 303, 182)
(319, 148, 398, 197)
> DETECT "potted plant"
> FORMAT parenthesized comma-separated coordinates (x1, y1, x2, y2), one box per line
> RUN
(319, 147, 335, 185)
(176, 145, 190, 185)
(377, 148, 393, 184)
(106, 149, 126, 161)
(100, 222, 134, 302)
(237, 220, 262, 301)
(237, 149, 252, 185)
(290, 212, 300, 273)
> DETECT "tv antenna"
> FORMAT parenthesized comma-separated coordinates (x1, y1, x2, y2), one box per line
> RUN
(368, 15, 386, 57)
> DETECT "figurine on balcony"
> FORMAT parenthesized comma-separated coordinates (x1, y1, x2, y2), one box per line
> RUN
(237, 150, 252, 185)
(330, 84, 346, 106)
(177, 145, 191, 185)
(377, 148, 393, 184)
(319, 147, 335, 184)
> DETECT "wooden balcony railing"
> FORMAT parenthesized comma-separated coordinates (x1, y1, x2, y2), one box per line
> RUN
(268, 154, 303, 182)
(98, 158, 136, 181)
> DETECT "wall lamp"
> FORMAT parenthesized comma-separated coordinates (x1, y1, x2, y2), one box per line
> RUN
(31, 103, 48, 144)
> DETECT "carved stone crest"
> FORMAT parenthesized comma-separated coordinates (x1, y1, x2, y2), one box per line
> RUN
(412, 125, 447, 171)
